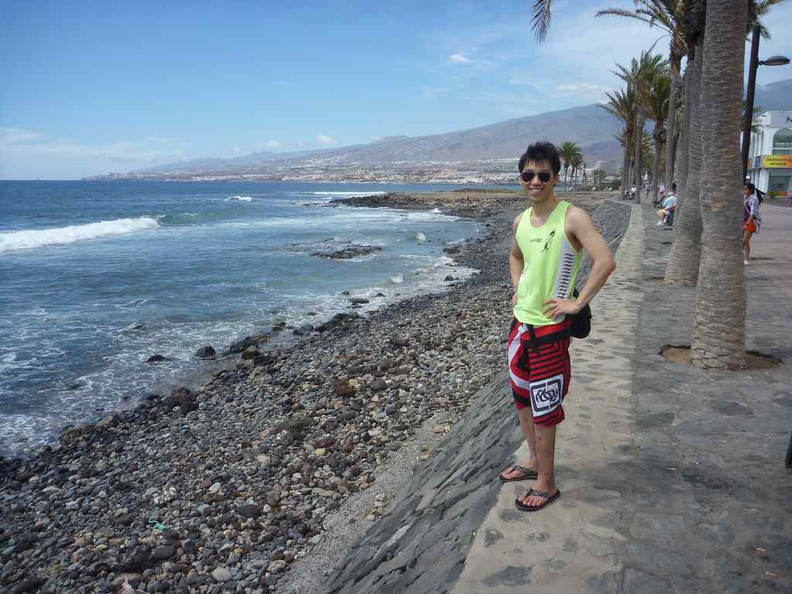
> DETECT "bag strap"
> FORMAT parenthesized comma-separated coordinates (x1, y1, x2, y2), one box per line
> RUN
(525, 324, 571, 350)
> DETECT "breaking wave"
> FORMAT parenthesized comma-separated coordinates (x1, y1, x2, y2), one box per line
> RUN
(0, 217, 160, 253)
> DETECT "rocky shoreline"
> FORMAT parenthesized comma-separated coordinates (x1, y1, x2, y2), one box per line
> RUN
(0, 190, 617, 593)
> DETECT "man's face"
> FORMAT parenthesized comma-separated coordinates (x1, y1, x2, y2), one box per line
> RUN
(520, 159, 559, 203)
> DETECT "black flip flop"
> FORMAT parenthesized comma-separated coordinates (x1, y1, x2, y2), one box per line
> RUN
(515, 488, 561, 511)
(498, 464, 539, 482)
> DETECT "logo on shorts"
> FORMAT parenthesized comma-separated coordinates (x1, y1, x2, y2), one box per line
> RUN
(530, 373, 564, 416)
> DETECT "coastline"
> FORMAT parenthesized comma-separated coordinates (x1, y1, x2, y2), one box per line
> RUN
(0, 189, 618, 592)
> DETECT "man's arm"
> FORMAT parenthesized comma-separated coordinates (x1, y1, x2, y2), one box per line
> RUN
(544, 205, 616, 318)
(509, 213, 524, 304)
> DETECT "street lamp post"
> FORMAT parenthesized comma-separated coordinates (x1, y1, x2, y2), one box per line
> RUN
(741, 24, 790, 180)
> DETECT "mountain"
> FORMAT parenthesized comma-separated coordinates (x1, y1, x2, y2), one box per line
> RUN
(310, 104, 623, 164)
(94, 103, 623, 183)
(754, 78, 792, 112)
(87, 77, 792, 183)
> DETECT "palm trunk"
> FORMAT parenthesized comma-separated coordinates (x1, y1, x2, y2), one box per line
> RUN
(665, 57, 681, 191)
(620, 132, 631, 198)
(691, 0, 747, 370)
(675, 69, 689, 194)
(635, 112, 644, 198)
(665, 44, 703, 285)
(652, 125, 663, 204)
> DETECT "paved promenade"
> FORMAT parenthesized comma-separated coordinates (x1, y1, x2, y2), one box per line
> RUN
(454, 203, 792, 593)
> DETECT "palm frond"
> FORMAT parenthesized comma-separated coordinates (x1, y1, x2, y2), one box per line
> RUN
(530, 0, 553, 42)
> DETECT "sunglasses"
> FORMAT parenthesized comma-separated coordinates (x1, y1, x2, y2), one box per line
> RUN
(521, 170, 552, 183)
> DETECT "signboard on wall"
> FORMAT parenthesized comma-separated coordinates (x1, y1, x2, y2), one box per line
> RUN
(762, 154, 792, 168)
(766, 111, 792, 127)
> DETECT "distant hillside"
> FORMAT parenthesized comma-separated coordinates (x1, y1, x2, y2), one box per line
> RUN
(754, 78, 792, 112)
(320, 104, 623, 164)
(111, 104, 623, 182)
(94, 77, 791, 182)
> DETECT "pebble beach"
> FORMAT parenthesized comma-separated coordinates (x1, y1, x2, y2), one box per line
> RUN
(0, 189, 615, 593)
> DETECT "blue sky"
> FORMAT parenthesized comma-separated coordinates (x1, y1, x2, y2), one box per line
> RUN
(2, 0, 791, 179)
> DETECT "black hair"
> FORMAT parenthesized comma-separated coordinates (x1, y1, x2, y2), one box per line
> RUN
(744, 182, 755, 193)
(518, 141, 561, 176)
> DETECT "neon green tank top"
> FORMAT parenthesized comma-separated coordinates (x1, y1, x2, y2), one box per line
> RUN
(513, 201, 582, 326)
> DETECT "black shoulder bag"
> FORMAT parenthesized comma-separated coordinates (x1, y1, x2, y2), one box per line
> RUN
(569, 288, 592, 339)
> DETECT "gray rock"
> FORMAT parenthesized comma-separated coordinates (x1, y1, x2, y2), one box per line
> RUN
(229, 337, 257, 354)
(236, 504, 262, 518)
(196, 346, 216, 359)
(211, 566, 232, 582)
(151, 545, 175, 560)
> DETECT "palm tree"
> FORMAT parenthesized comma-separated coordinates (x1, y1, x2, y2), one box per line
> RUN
(557, 141, 581, 191)
(664, 0, 706, 286)
(592, 168, 607, 188)
(753, 1, 787, 37)
(643, 63, 672, 202)
(600, 87, 637, 198)
(614, 52, 665, 204)
(690, 0, 748, 370)
(570, 153, 585, 189)
(596, 1, 687, 200)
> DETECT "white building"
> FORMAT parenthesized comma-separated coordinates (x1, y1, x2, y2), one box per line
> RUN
(594, 160, 618, 176)
(745, 110, 792, 197)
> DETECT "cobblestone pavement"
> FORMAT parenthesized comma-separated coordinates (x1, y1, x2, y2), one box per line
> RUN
(454, 204, 792, 593)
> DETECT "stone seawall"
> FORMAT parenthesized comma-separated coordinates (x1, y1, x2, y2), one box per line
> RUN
(326, 200, 634, 594)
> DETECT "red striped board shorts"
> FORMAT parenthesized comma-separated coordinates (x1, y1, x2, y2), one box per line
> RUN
(508, 317, 572, 426)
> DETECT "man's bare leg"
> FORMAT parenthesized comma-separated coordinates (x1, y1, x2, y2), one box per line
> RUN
(517, 421, 558, 507)
(500, 407, 538, 479)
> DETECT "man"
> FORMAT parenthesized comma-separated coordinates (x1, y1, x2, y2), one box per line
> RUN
(656, 182, 678, 225)
(499, 141, 616, 511)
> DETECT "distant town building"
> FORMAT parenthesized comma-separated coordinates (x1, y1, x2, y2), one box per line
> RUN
(594, 160, 618, 176)
(745, 110, 792, 197)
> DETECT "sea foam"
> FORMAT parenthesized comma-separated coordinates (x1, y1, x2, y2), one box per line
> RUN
(0, 217, 160, 253)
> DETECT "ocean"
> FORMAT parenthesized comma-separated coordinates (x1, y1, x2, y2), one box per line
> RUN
(0, 180, 485, 457)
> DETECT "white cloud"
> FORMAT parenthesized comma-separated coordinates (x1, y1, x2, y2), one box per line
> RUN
(317, 135, 337, 145)
(554, 82, 602, 93)
(448, 52, 471, 63)
(0, 128, 46, 144)
(0, 132, 192, 179)
(265, 140, 281, 148)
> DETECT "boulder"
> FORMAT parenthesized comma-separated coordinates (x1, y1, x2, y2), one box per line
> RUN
(253, 352, 276, 367)
(167, 387, 198, 415)
(229, 336, 257, 354)
(316, 312, 359, 332)
(146, 354, 170, 363)
(333, 379, 356, 398)
(236, 504, 262, 518)
(312, 244, 383, 259)
(195, 346, 216, 359)
(241, 345, 259, 360)
(293, 324, 314, 336)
